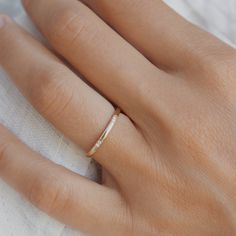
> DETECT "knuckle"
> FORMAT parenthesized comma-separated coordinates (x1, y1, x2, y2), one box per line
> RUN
(28, 67, 74, 117)
(201, 46, 236, 77)
(214, 61, 235, 93)
(207, 54, 235, 77)
(48, 9, 87, 46)
(28, 173, 70, 214)
(199, 50, 236, 99)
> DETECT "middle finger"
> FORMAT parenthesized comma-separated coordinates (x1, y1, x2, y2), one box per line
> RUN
(22, 0, 168, 121)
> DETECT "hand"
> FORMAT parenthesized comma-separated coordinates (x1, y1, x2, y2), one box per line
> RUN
(1, 0, 236, 235)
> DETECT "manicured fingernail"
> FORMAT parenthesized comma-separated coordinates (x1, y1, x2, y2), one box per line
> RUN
(0, 14, 11, 28)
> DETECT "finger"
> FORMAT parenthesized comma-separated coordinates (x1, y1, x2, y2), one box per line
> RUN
(0, 124, 128, 235)
(102, 168, 118, 190)
(22, 0, 167, 119)
(0, 16, 148, 175)
(80, 0, 235, 71)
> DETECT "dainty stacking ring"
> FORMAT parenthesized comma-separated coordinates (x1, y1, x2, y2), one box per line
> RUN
(86, 108, 121, 157)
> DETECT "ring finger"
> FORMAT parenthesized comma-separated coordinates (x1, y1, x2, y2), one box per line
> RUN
(0, 16, 145, 173)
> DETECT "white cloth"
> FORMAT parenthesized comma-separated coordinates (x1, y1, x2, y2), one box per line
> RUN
(0, 2, 93, 236)
(0, 0, 235, 235)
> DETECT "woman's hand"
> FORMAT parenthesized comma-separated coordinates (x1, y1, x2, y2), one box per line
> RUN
(1, 0, 236, 235)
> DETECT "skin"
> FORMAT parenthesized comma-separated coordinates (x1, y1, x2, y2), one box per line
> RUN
(0, 0, 236, 235)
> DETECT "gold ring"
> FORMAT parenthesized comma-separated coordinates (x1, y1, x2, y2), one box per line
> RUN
(86, 108, 121, 157)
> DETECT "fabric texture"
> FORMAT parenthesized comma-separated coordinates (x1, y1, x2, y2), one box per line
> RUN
(0, 0, 235, 235)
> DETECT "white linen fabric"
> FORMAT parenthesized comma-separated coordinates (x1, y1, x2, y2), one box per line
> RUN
(0, 0, 235, 235)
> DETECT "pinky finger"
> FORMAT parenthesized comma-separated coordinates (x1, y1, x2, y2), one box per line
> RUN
(0, 124, 127, 235)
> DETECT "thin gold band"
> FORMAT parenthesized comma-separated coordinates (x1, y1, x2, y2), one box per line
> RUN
(86, 108, 121, 157)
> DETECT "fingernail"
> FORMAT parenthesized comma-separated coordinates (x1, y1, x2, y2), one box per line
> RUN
(0, 14, 11, 28)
